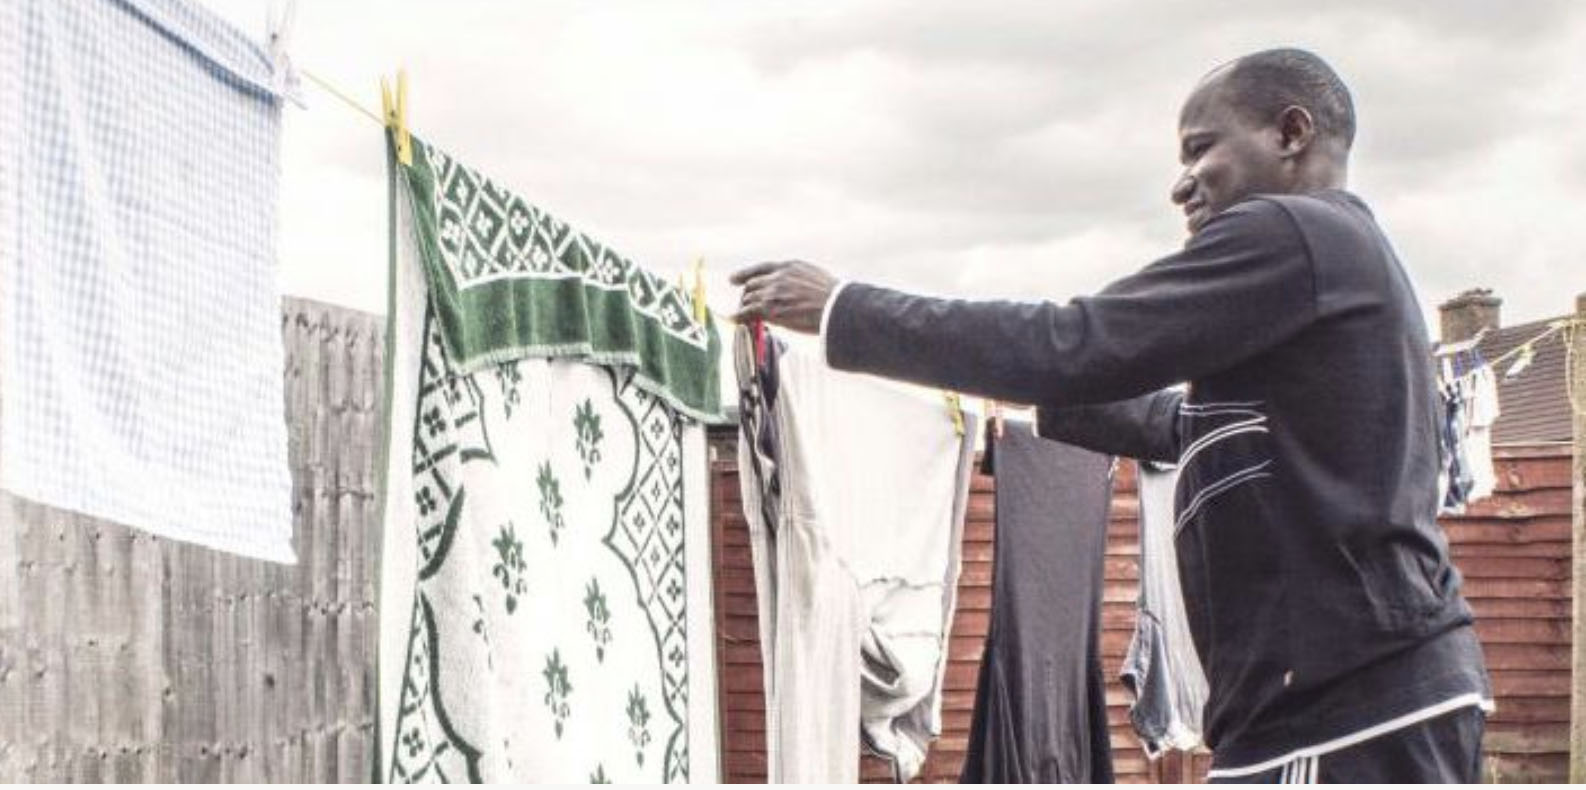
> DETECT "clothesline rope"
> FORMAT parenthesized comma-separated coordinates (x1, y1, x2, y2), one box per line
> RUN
(301, 68, 383, 126)
(297, 64, 1586, 421)
(1486, 320, 1567, 370)
(300, 67, 751, 319)
(1440, 318, 1579, 387)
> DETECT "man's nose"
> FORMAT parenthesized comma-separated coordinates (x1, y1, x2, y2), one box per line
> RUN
(1171, 172, 1196, 206)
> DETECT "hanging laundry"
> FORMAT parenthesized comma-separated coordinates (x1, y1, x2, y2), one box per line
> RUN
(735, 326, 975, 783)
(738, 324, 784, 548)
(378, 139, 723, 783)
(0, 0, 294, 561)
(1120, 461, 1208, 758)
(1436, 377, 1474, 514)
(960, 421, 1114, 783)
(1463, 363, 1500, 501)
(1436, 351, 1501, 515)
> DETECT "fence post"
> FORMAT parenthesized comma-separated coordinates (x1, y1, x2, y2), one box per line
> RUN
(1571, 293, 1586, 783)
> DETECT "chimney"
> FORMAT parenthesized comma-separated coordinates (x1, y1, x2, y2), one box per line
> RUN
(1438, 288, 1502, 344)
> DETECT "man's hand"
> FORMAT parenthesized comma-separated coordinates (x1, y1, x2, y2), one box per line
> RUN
(730, 260, 839, 334)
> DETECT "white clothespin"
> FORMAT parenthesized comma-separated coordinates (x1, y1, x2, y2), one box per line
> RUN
(1504, 343, 1535, 381)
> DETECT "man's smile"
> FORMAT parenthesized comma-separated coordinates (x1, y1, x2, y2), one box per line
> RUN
(1183, 198, 1208, 232)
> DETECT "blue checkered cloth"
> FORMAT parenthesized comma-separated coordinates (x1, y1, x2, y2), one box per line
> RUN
(0, 0, 294, 562)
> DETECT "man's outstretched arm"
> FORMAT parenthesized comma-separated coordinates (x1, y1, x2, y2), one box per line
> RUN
(734, 198, 1319, 409)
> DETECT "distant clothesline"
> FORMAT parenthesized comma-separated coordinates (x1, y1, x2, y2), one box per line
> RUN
(1436, 318, 1578, 381)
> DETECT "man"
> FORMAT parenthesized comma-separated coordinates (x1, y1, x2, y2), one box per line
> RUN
(731, 49, 1491, 783)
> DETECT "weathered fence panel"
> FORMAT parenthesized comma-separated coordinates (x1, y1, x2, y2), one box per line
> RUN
(0, 297, 384, 783)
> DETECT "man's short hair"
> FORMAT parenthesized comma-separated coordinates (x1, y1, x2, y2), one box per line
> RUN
(1219, 48, 1356, 149)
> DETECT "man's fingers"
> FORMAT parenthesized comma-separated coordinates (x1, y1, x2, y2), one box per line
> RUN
(732, 258, 826, 332)
(730, 261, 786, 286)
(731, 297, 766, 324)
(739, 277, 770, 302)
(733, 285, 765, 321)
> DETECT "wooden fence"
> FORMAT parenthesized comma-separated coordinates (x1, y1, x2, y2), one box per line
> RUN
(0, 297, 384, 782)
(0, 300, 1573, 783)
(1460, 444, 1574, 782)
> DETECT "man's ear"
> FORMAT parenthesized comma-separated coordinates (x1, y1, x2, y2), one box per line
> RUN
(1276, 105, 1316, 158)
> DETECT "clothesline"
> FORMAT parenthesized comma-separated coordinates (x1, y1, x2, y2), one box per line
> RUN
(300, 60, 968, 434)
(1486, 320, 1571, 370)
(301, 67, 747, 322)
(299, 67, 1586, 421)
(301, 68, 382, 126)
(1438, 318, 1579, 383)
(1437, 317, 1586, 418)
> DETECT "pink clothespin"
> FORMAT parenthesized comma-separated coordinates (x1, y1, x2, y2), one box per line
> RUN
(752, 320, 768, 369)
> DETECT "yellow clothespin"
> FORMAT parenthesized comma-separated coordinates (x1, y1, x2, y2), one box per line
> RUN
(944, 392, 965, 437)
(691, 257, 708, 324)
(381, 69, 412, 166)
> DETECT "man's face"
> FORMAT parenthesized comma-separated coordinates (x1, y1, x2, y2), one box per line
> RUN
(1172, 80, 1288, 234)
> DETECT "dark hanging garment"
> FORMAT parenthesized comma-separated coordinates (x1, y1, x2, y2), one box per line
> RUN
(961, 421, 1115, 783)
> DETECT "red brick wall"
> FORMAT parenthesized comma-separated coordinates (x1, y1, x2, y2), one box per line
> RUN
(708, 433, 1571, 783)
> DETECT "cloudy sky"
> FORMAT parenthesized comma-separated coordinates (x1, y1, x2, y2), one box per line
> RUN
(208, 0, 1585, 331)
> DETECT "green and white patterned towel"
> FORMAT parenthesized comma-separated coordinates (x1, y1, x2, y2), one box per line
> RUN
(398, 141, 722, 424)
(378, 139, 721, 783)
